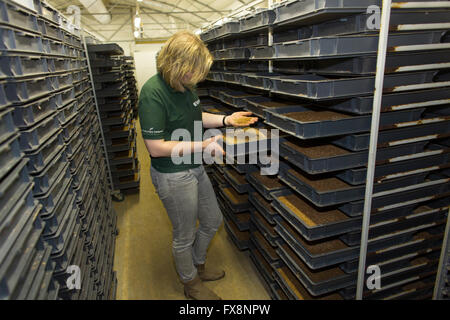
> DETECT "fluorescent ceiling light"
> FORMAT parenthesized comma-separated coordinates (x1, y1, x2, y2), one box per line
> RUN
(134, 30, 140, 38)
(134, 16, 141, 28)
(194, 29, 201, 35)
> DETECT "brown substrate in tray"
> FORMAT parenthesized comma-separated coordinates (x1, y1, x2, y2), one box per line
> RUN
(276, 266, 342, 300)
(226, 168, 248, 185)
(252, 192, 277, 215)
(287, 168, 350, 192)
(253, 208, 278, 238)
(284, 110, 351, 123)
(250, 171, 284, 189)
(259, 100, 299, 108)
(278, 218, 348, 255)
(222, 187, 248, 205)
(278, 193, 349, 227)
(118, 173, 138, 183)
(253, 229, 278, 260)
(226, 217, 250, 241)
(235, 212, 251, 224)
(283, 138, 349, 159)
(280, 242, 346, 283)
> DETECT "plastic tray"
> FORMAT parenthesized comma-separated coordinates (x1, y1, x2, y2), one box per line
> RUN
(251, 207, 280, 247)
(213, 47, 249, 60)
(278, 137, 427, 174)
(86, 43, 124, 55)
(217, 185, 253, 213)
(333, 120, 450, 152)
(0, 54, 51, 79)
(51, 219, 81, 274)
(269, 72, 437, 101)
(0, 133, 23, 182)
(32, 147, 68, 195)
(246, 170, 286, 200)
(224, 219, 250, 251)
(240, 9, 275, 33)
(43, 201, 77, 255)
(249, 46, 275, 60)
(223, 167, 252, 194)
(265, 105, 424, 139)
(35, 164, 72, 215)
(218, 197, 251, 232)
(219, 89, 258, 108)
(56, 100, 78, 126)
(249, 191, 279, 225)
(42, 183, 75, 237)
(0, 107, 17, 144)
(339, 227, 445, 274)
(339, 174, 450, 217)
(243, 96, 302, 119)
(0, 0, 40, 34)
(250, 226, 279, 264)
(248, 243, 277, 289)
(278, 161, 428, 207)
(12, 94, 59, 130)
(273, 31, 443, 59)
(0, 25, 45, 54)
(273, 0, 380, 27)
(240, 72, 277, 90)
(274, 213, 439, 270)
(337, 147, 450, 185)
(24, 129, 64, 174)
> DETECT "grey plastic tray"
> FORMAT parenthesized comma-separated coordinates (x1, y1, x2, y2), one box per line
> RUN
(0, 0, 40, 34)
(270, 71, 437, 101)
(32, 148, 68, 196)
(243, 96, 301, 119)
(273, 31, 443, 59)
(219, 89, 258, 108)
(250, 226, 279, 264)
(0, 107, 17, 144)
(86, 43, 124, 55)
(24, 129, 64, 174)
(273, 0, 381, 27)
(224, 219, 249, 251)
(240, 72, 279, 90)
(12, 94, 59, 129)
(274, 213, 438, 270)
(213, 47, 249, 60)
(333, 120, 450, 152)
(0, 25, 45, 53)
(217, 185, 253, 213)
(339, 206, 448, 246)
(218, 197, 251, 232)
(321, 87, 450, 115)
(249, 191, 279, 225)
(251, 208, 281, 248)
(339, 174, 450, 217)
(246, 170, 287, 201)
(51, 219, 81, 273)
(4, 75, 59, 106)
(337, 147, 450, 185)
(240, 9, 275, 33)
(265, 105, 424, 139)
(56, 100, 78, 126)
(278, 160, 429, 207)
(0, 133, 23, 182)
(248, 244, 276, 288)
(213, 21, 240, 40)
(223, 167, 252, 194)
(0, 55, 51, 79)
(35, 164, 71, 215)
(279, 137, 427, 174)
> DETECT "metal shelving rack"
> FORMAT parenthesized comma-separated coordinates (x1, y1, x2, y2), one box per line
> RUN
(199, 0, 450, 300)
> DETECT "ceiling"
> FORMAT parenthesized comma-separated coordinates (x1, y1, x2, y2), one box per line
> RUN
(47, 0, 274, 42)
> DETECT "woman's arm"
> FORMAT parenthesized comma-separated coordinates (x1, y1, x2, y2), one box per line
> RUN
(202, 111, 258, 129)
(144, 136, 224, 158)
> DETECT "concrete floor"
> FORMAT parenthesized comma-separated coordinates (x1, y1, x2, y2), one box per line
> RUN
(112, 120, 270, 300)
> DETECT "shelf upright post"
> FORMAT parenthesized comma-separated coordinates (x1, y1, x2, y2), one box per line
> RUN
(356, 0, 392, 300)
(82, 33, 117, 197)
(433, 207, 450, 299)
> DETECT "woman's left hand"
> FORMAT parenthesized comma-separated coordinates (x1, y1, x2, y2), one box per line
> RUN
(225, 112, 259, 127)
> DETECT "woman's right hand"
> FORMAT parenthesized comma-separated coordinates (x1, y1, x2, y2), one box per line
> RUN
(202, 135, 225, 157)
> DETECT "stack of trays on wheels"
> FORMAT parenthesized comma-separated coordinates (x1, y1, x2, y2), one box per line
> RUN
(86, 43, 140, 195)
(200, 0, 450, 300)
(122, 56, 138, 119)
(0, 0, 118, 300)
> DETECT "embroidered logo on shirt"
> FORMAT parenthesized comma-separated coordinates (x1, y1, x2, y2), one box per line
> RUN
(193, 99, 200, 107)
(142, 128, 164, 134)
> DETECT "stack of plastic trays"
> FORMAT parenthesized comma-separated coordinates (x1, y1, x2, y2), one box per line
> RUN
(122, 56, 138, 119)
(201, 0, 450, 300)
(86, 43, 140, 196)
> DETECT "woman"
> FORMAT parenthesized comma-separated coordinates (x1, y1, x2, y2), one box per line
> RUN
(138, 31, 258, 300)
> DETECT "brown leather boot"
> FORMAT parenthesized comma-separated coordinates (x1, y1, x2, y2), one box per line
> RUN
(183, 275, 222, 300)
(196, 263, 225, 282)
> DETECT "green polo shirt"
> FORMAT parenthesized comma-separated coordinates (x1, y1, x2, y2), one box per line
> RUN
(138, 73, 203, 173)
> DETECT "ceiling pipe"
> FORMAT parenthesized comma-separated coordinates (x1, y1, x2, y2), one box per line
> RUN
(78, 0, 111, 24)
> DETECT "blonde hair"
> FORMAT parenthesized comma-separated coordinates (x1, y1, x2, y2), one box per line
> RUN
(157, 31, 213, 92)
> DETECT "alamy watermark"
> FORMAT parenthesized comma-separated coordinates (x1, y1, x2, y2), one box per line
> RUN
(66, 265, 81, 290)
(170, 121, 279, 175)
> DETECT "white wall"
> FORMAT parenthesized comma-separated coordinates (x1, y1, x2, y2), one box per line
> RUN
(133, 43, 164, 93)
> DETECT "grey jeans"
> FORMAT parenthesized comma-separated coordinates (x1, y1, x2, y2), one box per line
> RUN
(150, 165, 223, 283)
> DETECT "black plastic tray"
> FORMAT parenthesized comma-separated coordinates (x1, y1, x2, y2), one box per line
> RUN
(243, 96, 302, 119)
(217, 185, 253, 213)
(0, 133, 23, 182)
(333, 120, 450, 152)
(86, 43, 124, 55)
(19, 114, 60, 152)
(223, 167, 252, 194)
(278, 137, 427, 174)
(32, 147, 68, 195)
(278, 161, 428, 207)
(250, 226, 280, 264)
(269, 72, 437, 101)
(224, 219, 249, 251)
(264, 105, 424, 139)
(248, 191, 279, 225)
(251, 207, 281, 248)
(246, 170, 287, 201)
(248, 245, 276, 289)
(274, 212, 442, 270)
(337, 147, 450, 185)
(218, 197, 251, 232)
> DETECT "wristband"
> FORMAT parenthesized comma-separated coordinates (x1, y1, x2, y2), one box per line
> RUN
(222, 115, 228, 127)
